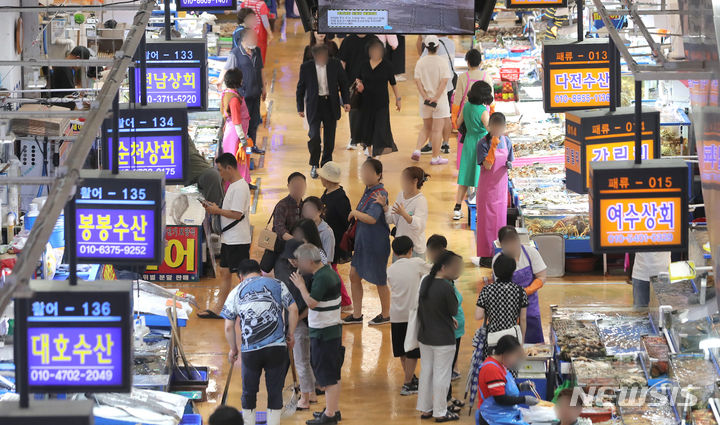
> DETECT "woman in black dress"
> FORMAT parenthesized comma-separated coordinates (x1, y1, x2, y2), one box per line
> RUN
(356, 38, 401, 157)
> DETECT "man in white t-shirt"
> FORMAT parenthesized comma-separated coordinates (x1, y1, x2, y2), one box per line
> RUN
(632, 251, 671, 307)
(387, 236, 431, 396)
(199, 153, 252, 319)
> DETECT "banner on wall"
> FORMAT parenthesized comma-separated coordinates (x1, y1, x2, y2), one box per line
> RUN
(143, 225, 202, 282)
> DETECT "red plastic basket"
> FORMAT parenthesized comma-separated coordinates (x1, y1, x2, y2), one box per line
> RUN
(500, 67, 521, 82)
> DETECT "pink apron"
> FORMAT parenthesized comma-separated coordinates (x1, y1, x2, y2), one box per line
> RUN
(221, 89, 251, 184)
(476, 143, 508, 257)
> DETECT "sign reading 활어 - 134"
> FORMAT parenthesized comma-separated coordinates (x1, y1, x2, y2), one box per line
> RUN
(21, 280, 133, 393)
(589, 159, 688, 254)
(101, 103, 189, 184)
(565, 107, 661, 194)
(72, 171, 165, 266)
(542, 39, 620, 113)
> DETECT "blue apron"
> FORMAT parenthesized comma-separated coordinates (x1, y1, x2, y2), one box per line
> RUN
(477, 360, 529, 425)
(513, 247, 544, 343)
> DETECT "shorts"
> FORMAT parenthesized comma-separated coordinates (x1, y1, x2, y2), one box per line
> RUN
(220, 243, 250, 273)
(419, 96, 451, 119)
(310, 337, 343, 387)
(391, 322, 421, 359)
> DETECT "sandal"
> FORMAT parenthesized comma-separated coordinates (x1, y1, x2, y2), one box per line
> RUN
(435, 412, 460, 422)
(450, 398, 466, 408)
(447, 405, 461, 414)
(197, 310, 223, 319)
(421, 412, 433, 420)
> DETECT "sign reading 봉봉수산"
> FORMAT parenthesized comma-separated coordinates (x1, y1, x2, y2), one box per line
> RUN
(589, 159, 688, 253)
(22, 280, 133, 393)
(72, 171, 165, 266)
(543, 39, 619, 113)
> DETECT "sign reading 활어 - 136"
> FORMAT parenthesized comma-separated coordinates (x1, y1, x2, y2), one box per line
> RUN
(21, 280, 133, 393)
(543, 39, 620, 113)
(589, 159, 688, 254)
(565, 107, 661, 194)
(72, 171, 165, 265)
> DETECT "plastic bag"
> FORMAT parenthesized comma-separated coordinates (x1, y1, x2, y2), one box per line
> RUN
(520, 405, 557, 423)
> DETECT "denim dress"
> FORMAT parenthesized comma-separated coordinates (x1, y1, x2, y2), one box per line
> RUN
(351, 184, 391, 285)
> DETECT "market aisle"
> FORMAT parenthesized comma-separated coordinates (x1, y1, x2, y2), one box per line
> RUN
(169, 21, 633, 424)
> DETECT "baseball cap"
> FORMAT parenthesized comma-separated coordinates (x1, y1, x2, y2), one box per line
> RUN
(317, 161, 342, 183)
(424, 35, 440, 47)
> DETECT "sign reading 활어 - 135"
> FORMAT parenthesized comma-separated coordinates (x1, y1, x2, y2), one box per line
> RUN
(72, 171, 165, 265)
(589, 159, 688, 253)
(565, 107, 661, 194)
(101, 103, 189, 184)
(21, 280, 133, 393)
(542, 39, 620, 113)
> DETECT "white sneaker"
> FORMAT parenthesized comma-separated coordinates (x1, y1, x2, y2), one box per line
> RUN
(430, 157, 449, 165)
(453, 209, 463, 220)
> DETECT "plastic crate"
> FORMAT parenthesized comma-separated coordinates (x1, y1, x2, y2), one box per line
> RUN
(500, 67, 521, 81)
(180, 414, 202, 425)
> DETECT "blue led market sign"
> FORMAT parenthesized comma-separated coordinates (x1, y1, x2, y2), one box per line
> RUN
(73, 171, 165, 265)
(131, 39, 208, 110)
(23, 280, 133, 393)
(175, 0, 237, 11)
(102, 103, 189, 184)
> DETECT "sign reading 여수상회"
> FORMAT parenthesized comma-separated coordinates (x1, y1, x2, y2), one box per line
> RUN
(102, 103, 189, 184)
(21, 280, 133, 393)
(72, 171, 165, 266)
(565, 107, 661, 194)
(589, 159, 688, 253)
(543, 39, 620, 113)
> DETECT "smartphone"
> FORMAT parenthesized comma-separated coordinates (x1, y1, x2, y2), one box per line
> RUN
(424, 100, 437, 108)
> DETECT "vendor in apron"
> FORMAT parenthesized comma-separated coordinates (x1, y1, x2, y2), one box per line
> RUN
(477, 335, 539, 425)
(476, 112, 513, 267)
(493, 226, 547, 344)
(220, 68, 253, 186)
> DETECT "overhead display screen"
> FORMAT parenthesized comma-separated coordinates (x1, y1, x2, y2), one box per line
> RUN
(102, 103, 188, 184)
(589, 159, 688, 253)
(175, 0, 236, 11)
(131, 40, 207, 110)
(23, 280, 132, 393)
(506, 0, 567, 8)
(565, 107, 661, 194)
(73, 171, 165, 265)
(318, 0, 475, 34)
(543, 39, 620, 113)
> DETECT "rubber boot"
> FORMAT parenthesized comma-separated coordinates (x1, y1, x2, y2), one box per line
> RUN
(267, 409, 282, 425)
(243, 409, 256, 425)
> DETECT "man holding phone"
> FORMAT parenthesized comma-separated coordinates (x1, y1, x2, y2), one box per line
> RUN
(198, 153, 252, 319)
(412, 35, 452, 166)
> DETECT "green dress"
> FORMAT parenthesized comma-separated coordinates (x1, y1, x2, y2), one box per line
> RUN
(457, 103, 488, 187)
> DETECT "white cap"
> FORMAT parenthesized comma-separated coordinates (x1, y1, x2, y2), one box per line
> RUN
(424, 35, 440, 47)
